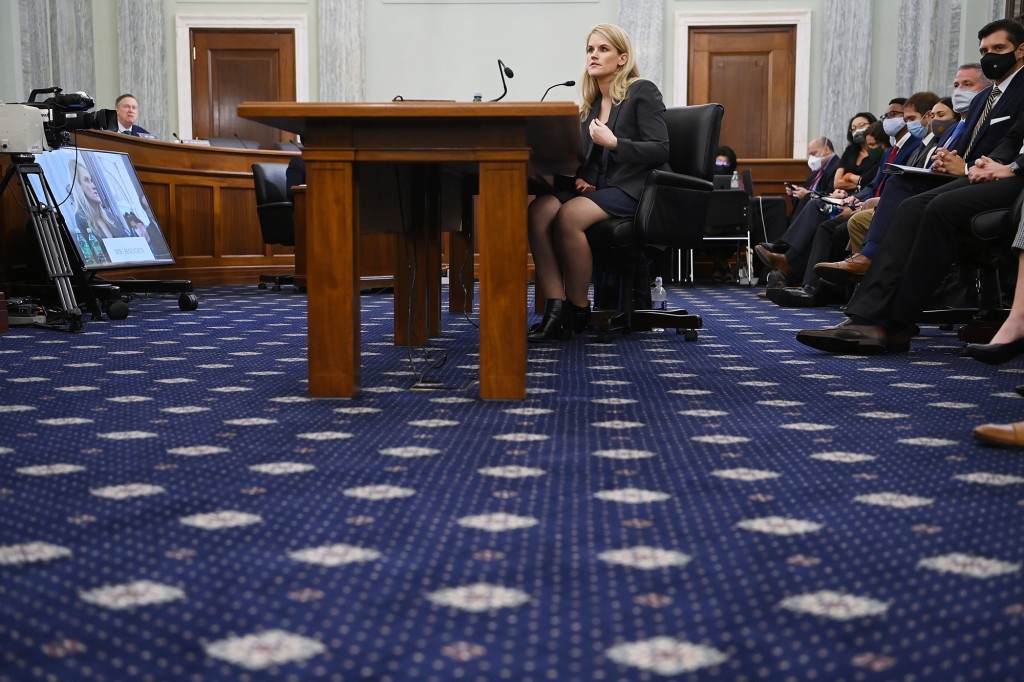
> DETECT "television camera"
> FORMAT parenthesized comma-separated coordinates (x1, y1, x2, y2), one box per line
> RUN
(0, 87, 96, 154)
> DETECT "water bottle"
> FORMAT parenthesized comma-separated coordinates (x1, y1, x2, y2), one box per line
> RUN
(77, 233, 93, 264)
(650, 276, 668, 310)
(472, 92, 482, 102)
(730, 171, 740, 189)
(87, 230, 104, 263)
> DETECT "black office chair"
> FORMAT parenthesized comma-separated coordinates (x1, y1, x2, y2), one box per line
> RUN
(696, 170, 753, 284)
(251, 163, 296, 291)
(586, 103, 724, 342)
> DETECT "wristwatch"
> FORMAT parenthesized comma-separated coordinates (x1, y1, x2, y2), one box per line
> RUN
(1011, 161, 1024, 176)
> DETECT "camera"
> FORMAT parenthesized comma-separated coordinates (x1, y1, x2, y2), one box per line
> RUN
(0, 87, 97, 154)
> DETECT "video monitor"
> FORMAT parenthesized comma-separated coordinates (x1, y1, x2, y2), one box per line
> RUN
(27, 147, 174, 271)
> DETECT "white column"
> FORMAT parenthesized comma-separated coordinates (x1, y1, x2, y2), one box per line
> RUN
(319, 0, 364, 102)
(117, 0, 168, 140)
(820, 0, 873, 147)
(619, 0, 664, 87)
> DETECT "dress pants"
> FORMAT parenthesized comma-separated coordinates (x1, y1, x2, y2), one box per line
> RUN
(778, 198, 830, 280)
(859, 174, 936, 260)
(845, 175, 1024, 328)
(802, 217, 850, 287)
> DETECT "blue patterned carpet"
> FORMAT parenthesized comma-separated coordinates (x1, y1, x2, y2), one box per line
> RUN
(0, 284, 1022, 681)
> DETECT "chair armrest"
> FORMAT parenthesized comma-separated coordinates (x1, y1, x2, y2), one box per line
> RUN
(645, 169, 714, 192)
(971, 209, 1011, 241)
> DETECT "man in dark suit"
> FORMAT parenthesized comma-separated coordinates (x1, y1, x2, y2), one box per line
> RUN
(816, 26, 1024, 284)
(107, 93, 152, 136)
(796, 18, 1024, 355)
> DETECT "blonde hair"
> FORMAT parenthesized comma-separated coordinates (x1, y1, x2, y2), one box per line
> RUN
(69, 158, 116, 236)
(579, 23, 642, 121)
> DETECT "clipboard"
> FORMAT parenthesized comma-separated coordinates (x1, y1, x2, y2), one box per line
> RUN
(882, 163, 958, 182)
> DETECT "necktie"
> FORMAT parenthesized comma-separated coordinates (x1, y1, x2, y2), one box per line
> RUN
(964, 85, 1000, 159)
(809, 169, 823, 191)
(875, 145, 899, 197)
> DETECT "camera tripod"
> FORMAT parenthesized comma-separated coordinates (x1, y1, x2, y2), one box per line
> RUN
(0, 153, 101, 331)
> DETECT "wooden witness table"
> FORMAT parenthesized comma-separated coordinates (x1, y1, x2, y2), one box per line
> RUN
(237, 101, 580, 400)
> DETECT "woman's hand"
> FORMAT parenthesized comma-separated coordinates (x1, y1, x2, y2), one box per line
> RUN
(589, 119, 618, 149)
(575, 178, 596, 194)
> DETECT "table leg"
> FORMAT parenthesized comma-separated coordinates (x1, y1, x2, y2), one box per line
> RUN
(306, 159, 360, 397)
(477, 161, 527, 399)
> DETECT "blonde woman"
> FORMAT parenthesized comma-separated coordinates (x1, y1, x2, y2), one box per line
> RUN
(69, 158, 122, 242)
(527, 23, 670, 341)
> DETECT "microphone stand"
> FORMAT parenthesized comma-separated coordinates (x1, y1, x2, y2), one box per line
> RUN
(490, 60, 514, 102)
(541, 80, 576, 102)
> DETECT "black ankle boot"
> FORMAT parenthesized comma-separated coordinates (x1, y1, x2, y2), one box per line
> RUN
(528, 299, 572, 342)
(567, 300, 591, 333)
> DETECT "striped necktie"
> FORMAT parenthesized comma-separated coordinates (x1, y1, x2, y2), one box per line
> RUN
(964, 85, 1001, 159)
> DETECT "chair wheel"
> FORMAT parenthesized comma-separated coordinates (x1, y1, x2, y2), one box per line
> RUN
(682, 329, 698, 342)
(178, 294, 199, 311)
(106, 301, 130, 320)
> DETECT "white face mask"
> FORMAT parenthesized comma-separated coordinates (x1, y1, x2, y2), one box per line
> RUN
(882, 116, 905, 137)
(807, 154, 823, 172)
(951, 87, 979, 114)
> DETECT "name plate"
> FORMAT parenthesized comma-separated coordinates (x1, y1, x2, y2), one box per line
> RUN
(103, 236, 155, 263)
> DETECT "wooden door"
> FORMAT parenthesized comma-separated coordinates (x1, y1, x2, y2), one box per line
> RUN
(688, 27, 795, 158)
(191, 29, 296, 149)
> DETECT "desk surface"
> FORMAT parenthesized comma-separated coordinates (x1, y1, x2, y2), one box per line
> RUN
(240, 101, 581, 400)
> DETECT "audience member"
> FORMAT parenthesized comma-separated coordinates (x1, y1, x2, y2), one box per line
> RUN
(834, 112, 880, 191)
(795, 20, 1024, 355)
(527, 23, 669, 342)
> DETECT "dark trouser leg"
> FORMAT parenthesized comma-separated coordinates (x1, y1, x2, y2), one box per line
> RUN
(844, 178, 971, 327)
(890, 175, 1024, 326)
(802, 217, 848, 287)
(778, 199, 827, 275)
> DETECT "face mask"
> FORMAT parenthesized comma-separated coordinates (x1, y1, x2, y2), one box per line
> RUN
(867, 146, 885, 160)
(952, 88, 979, 114)
(906, 119, 928, 139)
(882, 116, 905, 137)
(980, 50, 1018, 81)
(806, 154, 823, 172)
(851, 128, 868, 145)
(931, 118, 954, 138)
(715, 160, 730, 168)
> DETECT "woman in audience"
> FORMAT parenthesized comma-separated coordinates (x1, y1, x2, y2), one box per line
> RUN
(715, 145, 738, 175)
(929, 97, 957, 141)
(833, 112, 879, 192)
(527, 23, 669, 341)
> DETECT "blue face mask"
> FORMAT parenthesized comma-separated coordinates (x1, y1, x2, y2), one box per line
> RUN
(906, 119, 928, 139)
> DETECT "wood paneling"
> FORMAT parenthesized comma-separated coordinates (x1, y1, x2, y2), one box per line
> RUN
(191, 29, 296, 148)
(689, 27, 796, 158)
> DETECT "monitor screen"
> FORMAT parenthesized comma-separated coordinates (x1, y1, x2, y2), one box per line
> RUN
(28, 147, 174, 270)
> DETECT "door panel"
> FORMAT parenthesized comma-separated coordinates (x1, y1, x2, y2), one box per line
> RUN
(191, 30, 296, 149)
(688, 27, 795, 158)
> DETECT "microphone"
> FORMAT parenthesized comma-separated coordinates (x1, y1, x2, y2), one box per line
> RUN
(172, 132, 182, 143)
(233, 132, 250, 149)
(541, 80, 575, 102)
(490, 59, 514, 102)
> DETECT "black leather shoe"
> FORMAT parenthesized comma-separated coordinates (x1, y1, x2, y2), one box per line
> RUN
(568, 301, 591, 333)
(757, 241, 789, 254)
(767, 287, 820, 308)
(796, 323, 890, 355)
(963, 337, 1024, 365)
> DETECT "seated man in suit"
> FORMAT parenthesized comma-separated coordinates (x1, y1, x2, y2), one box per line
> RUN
(109, 93, 151, 136)
(796, 19, 1024, 355)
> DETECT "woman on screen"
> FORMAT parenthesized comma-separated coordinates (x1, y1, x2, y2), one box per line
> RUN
(68, 158, 124, 264)
(527, 23, 669, 341)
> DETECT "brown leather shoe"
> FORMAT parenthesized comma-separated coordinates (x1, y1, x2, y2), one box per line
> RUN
(973, 421, 1024, 447)
(814, 253, 872, 285)
(754, 244, 794, 280)
(795, 323, 890, 354)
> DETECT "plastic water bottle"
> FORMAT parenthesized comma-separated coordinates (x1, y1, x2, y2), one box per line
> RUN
(651, 276, 668, 310)
(730, 171, 740, 189)
(472, 92, 482, 102)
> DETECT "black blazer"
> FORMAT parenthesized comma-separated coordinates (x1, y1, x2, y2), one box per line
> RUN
(577, 79, 670, 200)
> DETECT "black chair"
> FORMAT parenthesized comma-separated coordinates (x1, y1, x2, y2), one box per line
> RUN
(586, 103, 724, 341)
(251, 163, 296, 291)
(694, 169, 753, 284)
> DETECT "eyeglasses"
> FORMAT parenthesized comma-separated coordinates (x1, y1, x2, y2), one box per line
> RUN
(880, 110, 904, 120)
